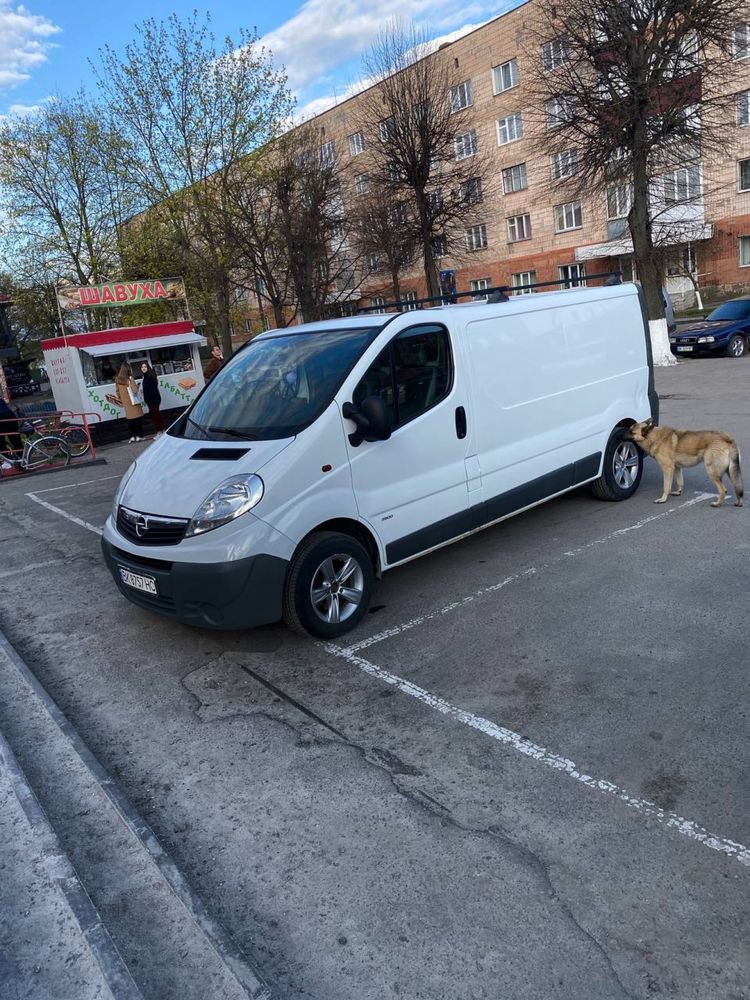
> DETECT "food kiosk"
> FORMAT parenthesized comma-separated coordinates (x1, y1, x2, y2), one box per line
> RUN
(40, 320, 206, 428)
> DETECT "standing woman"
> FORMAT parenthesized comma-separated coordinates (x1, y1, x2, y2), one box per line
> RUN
(115, 364, 144, 442)
(140, 362, 164, 439)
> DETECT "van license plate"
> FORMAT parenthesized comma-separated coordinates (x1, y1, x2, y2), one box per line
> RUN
(676, 346, 693, 352)
(119, 567, 158, 595)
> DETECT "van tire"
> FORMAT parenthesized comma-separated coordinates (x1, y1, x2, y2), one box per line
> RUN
(283, 531, 374, 639)
(591, 427, 643, 501)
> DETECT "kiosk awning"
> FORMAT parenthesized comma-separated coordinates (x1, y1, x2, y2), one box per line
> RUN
(82, 332, 206, 357)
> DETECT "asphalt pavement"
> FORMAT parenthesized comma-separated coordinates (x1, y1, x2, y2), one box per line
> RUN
(0, 355, 748, 1000)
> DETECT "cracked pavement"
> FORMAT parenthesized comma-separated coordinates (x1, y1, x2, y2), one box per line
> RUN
(0, 357, 749, 999)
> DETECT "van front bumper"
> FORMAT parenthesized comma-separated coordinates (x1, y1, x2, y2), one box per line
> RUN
(101, 536, 288, 630)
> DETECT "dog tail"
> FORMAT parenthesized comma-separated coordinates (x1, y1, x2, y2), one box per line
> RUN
(729, 447, 744, 507)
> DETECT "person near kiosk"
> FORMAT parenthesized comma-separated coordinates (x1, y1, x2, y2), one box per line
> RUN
(115, 364, 144, 442)
(140, 362, 164, 439)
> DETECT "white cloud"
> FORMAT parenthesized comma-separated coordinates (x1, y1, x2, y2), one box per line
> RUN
(294, 19, 490, 122)
(261, 0, 502, 92)
(0, 2, 61, 90)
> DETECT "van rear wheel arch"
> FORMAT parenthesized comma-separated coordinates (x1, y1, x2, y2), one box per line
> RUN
(591, 423, 643, 501)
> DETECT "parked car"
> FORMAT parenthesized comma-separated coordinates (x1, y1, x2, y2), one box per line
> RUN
(103, 283, 657, 638)
(669, 298, 750, 358)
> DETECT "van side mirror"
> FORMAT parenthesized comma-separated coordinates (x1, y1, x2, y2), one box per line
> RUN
(342, 396, 391, 447)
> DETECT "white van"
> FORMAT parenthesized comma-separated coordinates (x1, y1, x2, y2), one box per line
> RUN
(102, 283, 658, 637)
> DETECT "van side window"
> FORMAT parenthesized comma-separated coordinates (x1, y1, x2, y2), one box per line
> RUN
(353, 325, 452, 429)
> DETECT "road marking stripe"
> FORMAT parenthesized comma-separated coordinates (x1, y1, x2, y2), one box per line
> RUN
(0, 559, 64, 579)
(26, 492, 103, 536)
(327, 641, 750, 868)
(348, 492, 715, 652)
(28, 475, 121, 495)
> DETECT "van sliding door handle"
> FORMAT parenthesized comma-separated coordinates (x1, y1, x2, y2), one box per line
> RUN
(455, 406, 467, 439)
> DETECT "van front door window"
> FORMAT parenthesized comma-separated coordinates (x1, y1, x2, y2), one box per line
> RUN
(353, 325, 452, 430)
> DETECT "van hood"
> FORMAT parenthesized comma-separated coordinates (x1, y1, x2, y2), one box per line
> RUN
(118, 434, 294, 519)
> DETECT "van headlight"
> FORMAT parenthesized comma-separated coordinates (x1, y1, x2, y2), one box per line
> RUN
(697, 335, 715, 343)
(186, 474, 264, 537)
(112, 462, 137, 519)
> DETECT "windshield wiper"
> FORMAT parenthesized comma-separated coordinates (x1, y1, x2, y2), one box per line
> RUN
(186, 415, 207, 434)
(208, 426, 258, 440)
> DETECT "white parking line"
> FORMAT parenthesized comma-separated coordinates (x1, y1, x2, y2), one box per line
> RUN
(26, 492, 103, 536)
(327, 640, 750, 868)
(28, 475, 121, 495)
(347, 492, 715, 653)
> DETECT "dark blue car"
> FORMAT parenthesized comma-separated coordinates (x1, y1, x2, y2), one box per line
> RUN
(670, 298, 750, 359)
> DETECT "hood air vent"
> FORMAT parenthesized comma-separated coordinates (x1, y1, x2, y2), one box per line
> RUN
(190, 448, 250, 461)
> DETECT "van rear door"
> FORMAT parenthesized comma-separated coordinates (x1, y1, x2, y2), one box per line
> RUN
(341, 321, 473, 565)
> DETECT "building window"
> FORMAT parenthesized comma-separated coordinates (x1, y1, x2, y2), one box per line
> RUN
(502, 162, 528, 194)
(454, 129, 478, 160)
(507, 214, 532, 242)
(372, 295, 387, 311)
(740, 158, 750, 192)
(403, 291, 419, 311)
(460, 177, 483, 204)
(388, 203, 407, 226)
(740, 236, 750, 266)
(466, 224, 488, 251)
(734, 23, 750, 60)
(470, 278, 491, 298)
(663, 165, 701, 204)
(666, 245, 697, 276)
(559, 264, 586, 288)
(511, 271, 537, 294)
(355, 173, 371, 195)
(426, 189, 443, 213)
(738, 90, 750, 126)
(432, 235, 448, 258)
(450, 80, 473, 112)
(607, 184, 633, 219)
(367, 253, 382, 271)
(542, 37, 569, 71)
(492, 59, 519, 94)
(496, 112, 523, 145)
(554, 200, 583, 232)
(319, 141, 335, 166)
(348, 132, 365, 156)
(379, 117, 395, 141)
(551, 149, 579, 180)
(546, 95, 576, 128)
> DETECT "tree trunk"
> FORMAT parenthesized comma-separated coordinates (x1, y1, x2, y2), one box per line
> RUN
(272, 300, 285, 328)
(215, 280, 234, 358)
(391, 267, 401, 302)
(415, 190, 440, 299)
(628, 132, 675, 367)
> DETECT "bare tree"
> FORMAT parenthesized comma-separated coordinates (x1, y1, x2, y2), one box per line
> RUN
(97, 12, 293, 355)
(348, 181, 419, 301)
(356, 23, 494, 299)
(529, 0, 743, 364)
(262, 125, 368, 322)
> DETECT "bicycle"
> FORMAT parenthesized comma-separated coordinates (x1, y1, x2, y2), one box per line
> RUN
(1, 420, 70, 473)
(57, 422, 91, 457)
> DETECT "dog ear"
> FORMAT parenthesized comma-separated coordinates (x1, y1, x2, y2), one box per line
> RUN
(641, 419, 654, 436)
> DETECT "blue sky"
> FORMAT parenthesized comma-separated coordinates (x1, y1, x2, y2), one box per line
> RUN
(0, 0, 518, 120)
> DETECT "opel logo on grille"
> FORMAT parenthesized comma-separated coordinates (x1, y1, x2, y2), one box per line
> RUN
(134, 515, 149, 538)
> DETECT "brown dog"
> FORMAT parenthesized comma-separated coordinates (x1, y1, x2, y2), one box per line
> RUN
(626, 420, 743, 507)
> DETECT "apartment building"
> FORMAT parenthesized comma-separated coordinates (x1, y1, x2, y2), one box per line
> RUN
(303, 0, 750, 309)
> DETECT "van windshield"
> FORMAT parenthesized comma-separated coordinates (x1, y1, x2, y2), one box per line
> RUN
(180, 327, 380, 441)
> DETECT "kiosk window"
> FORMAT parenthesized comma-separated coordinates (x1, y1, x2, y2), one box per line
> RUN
(82, 344, 195, 386)
(353, 325, 451, 429)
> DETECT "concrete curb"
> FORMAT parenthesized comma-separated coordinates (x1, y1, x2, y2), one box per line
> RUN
(0, 628, 274, 1000)
(0, 727, 143, 1000)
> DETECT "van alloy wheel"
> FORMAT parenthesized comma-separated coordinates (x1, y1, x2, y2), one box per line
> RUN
(283, 531, 374, 638)
(310, 554, 365, 624)
(613, 441, 639, 489)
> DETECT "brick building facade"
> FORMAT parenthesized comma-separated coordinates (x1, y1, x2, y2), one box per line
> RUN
(297, 0, 750, 312)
